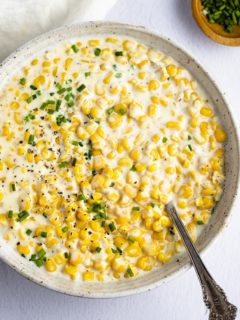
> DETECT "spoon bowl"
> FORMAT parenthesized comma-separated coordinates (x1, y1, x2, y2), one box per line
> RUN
(192, 0, 240, 46)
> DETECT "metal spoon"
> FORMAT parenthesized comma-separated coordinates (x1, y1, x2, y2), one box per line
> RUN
(165, 202, 237, 320)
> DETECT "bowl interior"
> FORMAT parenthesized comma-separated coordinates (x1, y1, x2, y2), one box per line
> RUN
(0, 22, 238, 297)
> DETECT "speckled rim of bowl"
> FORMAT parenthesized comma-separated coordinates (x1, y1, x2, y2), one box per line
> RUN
(0, 21, 239, 298)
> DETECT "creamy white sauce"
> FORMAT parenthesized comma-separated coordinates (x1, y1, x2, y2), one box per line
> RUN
(0, 35, 225, 282)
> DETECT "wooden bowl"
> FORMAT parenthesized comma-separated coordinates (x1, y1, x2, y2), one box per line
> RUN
(192, 0, 240, 46)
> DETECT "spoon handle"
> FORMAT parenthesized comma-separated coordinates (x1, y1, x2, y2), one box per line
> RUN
(165, 202, 237, 320)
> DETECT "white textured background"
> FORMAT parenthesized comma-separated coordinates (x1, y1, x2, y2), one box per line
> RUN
(0, 1, 239, 319)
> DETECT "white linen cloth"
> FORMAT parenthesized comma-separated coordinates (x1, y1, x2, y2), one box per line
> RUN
(0, 0, 117, 62)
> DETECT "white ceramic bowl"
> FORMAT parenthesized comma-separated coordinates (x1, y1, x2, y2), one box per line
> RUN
(0, 22, 239, 298)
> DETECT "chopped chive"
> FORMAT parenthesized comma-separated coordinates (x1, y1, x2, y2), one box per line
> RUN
(110, 182, 115, 187)
(77, 84, 86, 93)
(188, 144, 193, 151)
(130, 164, 136, 172)
(127, 236, 135, 243)
(118, 108, 126, 115)
(24, 113, 35, 122)
(56, 114, 68, 126)
(162, 137, 168, 143)
(71, 140, 83, 147)
(197, 220, 204, 225)
(116, 247, 123, 255)
(112, 64, 117, 70)
(77, 193, 87, 201)
(94, 48, 101, 56)
(19, 78, 26, 85)
(92, 170, 98, 176)
(26, 229, 32, 236)
(64, 252, 69, 259)
(72, 158, 77, 166)
(47, 109, 55, 114)
(96, 247, 101, 253)
(30, 254, 37, 261)
(30, 84, 37, 90)
(127, 267, 134, 277)
(17, 211, 29, 222)
(109, 222, 116, 232)
(71, 44, 79, 53)
(7, 210, 13, 219)
(28, 134, 35, 146)
(57, 87, 66, 94)
(115, 51, 123, 56)
(56, 100, 62, 111)
(37, 249, 46, 258)
(58, 161, 68, 168)
(11, 183, 16, 191)
(115, 73, 122, 78)
(188, 135, 192, 140)
(132, 206, 140, 211)
(40, 231, 47, 238)
(62, 226, 68, 233)
(106, 107, 114, 115)
(65, 93, 75, 102)
(85, 72, 91, 77)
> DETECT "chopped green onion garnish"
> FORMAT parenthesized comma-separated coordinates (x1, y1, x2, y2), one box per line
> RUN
(77, 193, 87, 201)
(132, 207, 140, 211)
(56, 100, 62, 111)
(72, 140, 83, 147)
(19, 78, 26, 85)
(37, 249, 46, 258)
(40, 231, 47, 238)
(127, 267, 134, 277)
(197, 220, 204, 225)
(56, 114, 68, 126)
(106, 107, 114, 115)
(71, 44, 79, 53)
(17, 211, 29, 222)
(162, 137, 168, 143)
(110, 182, 115, 187)
(30, 84, 37, 90)
(115, 73, 122, 78)
(24, 113, 35, 122)
(7, 210, 13, 219)
(94, 48, 101, 56)
(26, 94, 37, 103)
(96, 247, 102, 253)
(127, 236, 135, 243)
(62, 226, 68, 233)
(188, 144, 193, 151)
(130, 164, 136, 172)
(26, 229, 32, 235)
(72, 158, 77, 166)
(58, 161, 68, 168)
(188, 135, 192, 140)
(115, 51, 123, 56)
(77, 84, 86, 93)
(109, 222, 116, 232)
(28, 134, 35, 146)
(11, 183, 16, 191)
(85, 72, 91, 77)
